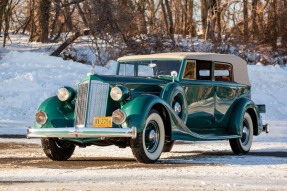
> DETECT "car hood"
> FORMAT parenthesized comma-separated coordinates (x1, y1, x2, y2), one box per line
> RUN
(80, 75, 173, 85)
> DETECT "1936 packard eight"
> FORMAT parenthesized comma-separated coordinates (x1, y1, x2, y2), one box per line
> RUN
(28, 52, 269, 163)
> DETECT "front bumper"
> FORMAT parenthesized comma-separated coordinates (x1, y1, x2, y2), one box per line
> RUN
(27, 127, 137, 139)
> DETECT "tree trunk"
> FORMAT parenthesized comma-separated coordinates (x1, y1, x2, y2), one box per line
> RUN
(165, 0, 174, 37)
(201, 0, 207, 39)
(268, 0, 278, 50)
(63, 0, 73, 32)
(0, 0, 8, 35)
(147, 0, 155, 32)
(138, 0, 147, 34)
(251, 0, 258, 40)
(187, 0, 194, 38)
(160, 0, 175, 48)
(216, 0, 221, 42)
(51, 29, 92, 56)
(280, 0, 287, 48)
(174, 0, 180, 34)
(243, 0, 248, 43)
(182, 0, 187, 38)
(49, 0, 60, 39)
(30, 0, 51, 42)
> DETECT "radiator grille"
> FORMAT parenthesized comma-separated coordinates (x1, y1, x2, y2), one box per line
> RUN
(86, 81, 109, 127)
(75, 81, 89, 127)
(75, 80, 109, 128)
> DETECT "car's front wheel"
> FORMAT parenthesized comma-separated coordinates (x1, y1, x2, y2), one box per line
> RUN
(41, 138, 75, 161)
(229, 112, 253, 154)
(130, 109, 165, 163)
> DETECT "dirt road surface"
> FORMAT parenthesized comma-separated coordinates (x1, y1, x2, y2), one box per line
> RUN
(0, 137, 286, 191)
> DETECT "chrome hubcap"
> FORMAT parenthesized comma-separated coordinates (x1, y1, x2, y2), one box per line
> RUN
(241, 119, 250, 145)
(145, 120, 160, 153)
(174, 102, 182, 115)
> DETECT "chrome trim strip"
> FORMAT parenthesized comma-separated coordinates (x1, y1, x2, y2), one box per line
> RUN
(27, 127, 137, 139)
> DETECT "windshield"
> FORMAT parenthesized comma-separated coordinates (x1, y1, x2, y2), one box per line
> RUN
(117, 60, 182, 77)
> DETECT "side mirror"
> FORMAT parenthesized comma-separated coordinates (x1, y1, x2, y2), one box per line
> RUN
(171, 71, 178, 82)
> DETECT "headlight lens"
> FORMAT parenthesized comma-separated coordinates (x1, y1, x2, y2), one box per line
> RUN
(112, 109, 126, 125)
(35, 110, 48, 126)
(57, 88, 70, 101)
(110, 87, 123, 101)
(110, 86, 130, 101)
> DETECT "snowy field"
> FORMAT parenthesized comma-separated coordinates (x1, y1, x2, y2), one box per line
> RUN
(0, 35, 287, 190)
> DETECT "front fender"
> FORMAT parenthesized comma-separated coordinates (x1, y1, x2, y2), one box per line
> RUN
(34, 96, 75, 129)
(228, 97, 262, 136)
(121, 95, 168, 133)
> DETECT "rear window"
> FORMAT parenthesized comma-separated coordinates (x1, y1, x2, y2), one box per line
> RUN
(214, 63, 233, 82)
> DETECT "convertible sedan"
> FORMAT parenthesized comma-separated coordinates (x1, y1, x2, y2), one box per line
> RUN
(28, 52, 269, 163)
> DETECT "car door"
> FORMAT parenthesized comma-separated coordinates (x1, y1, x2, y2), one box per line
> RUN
(181, 60, 215, 131)
(213, 62, 239, 129)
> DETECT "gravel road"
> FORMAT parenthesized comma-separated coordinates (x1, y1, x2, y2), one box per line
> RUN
(0, 137, 286, 191)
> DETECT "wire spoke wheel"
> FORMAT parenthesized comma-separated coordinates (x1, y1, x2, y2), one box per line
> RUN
(144, 120, 160, 153)
(229, 112, 253, 155)
(130, 109, 165, 163)
(241, 119, 250, 146)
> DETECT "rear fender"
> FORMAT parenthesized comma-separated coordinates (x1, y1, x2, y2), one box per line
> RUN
(227, 97, 263, 136)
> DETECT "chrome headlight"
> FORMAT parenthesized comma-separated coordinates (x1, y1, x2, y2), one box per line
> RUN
(35, 110, 48, 126)
(110, 85, 129, 101)
(57, 87, 75, 102)
(112, 109, 126, 125)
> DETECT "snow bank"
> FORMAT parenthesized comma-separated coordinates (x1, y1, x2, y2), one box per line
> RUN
(0, 51, 286, 123)
(248, 64, 287, 121)
(0, 51, 116, 122)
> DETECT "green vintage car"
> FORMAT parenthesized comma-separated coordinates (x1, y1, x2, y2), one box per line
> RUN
(28, 52, 269, 163)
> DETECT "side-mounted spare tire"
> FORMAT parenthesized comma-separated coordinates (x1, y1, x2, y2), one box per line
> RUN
(161, 83, 187, 152)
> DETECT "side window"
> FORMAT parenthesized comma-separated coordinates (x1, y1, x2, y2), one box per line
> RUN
(138, 65, 154, 76)
(183, 61, 196, 80)
(119, 64, 135, 76)
(214, 63, 232, 82)
(196, 61, 212, 80)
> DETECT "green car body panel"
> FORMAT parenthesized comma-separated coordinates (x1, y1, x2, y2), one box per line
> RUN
(33, 54, 264, 146)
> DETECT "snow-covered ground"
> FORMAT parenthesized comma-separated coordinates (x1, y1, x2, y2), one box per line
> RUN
(0, 137, 286, 190)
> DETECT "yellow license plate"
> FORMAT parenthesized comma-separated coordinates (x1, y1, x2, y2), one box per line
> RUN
(93, 117, 112, 128)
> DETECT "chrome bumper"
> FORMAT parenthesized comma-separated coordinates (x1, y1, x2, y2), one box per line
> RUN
(27, 126, 137, 139)
(263, 123, 269, 133)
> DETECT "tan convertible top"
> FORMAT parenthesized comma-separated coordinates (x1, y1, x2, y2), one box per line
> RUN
(118, 52, 251, 86)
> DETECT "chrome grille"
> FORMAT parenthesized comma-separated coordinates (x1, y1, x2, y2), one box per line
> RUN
(75, 80, 109, 128)
(75, 81, 89, 127)
(86, 81, 109, 127)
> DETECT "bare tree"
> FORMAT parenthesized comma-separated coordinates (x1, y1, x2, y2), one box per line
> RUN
(243, 0, 248, 43)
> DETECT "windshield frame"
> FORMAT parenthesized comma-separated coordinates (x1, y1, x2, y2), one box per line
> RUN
(116, 58, 184, 79)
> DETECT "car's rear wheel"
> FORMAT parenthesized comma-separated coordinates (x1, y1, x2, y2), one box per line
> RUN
(130, 109, 165, 163)
(162, 140, 175, 152)
(41, 138, 75, 161)
(229, 112, 253, 154)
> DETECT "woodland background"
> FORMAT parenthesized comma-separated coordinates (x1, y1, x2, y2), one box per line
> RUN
(0, 0, 286, 65)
